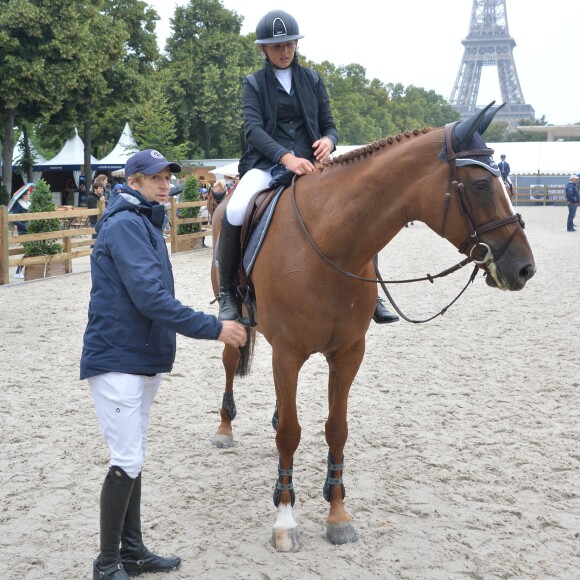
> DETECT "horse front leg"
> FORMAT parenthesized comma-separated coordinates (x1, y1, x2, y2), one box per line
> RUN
(271, 349, 304, 552)
(323, 340, 365, 544)
(211, 343, 240, 448)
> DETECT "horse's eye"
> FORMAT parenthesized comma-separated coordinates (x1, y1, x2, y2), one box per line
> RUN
(473, 179, 489, 192)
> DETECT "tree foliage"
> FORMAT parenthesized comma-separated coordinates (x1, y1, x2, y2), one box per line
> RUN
(23, 179, 63, 255)
(177, 175, 201, 235)
(0, 0, 486, 195)
(161, 0, 257, 158)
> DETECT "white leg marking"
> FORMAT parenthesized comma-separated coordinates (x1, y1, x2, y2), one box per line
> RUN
(273, 503, 298, 529)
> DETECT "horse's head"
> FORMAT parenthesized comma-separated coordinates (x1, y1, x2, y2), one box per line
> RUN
(438, 102, 535, 290)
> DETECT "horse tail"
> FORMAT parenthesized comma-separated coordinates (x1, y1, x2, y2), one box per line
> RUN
(236, 326, 256, 377)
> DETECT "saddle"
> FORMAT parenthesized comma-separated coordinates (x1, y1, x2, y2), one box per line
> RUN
(231, 185, 286, 327)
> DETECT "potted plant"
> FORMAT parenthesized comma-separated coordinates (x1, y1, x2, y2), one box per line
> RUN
(176, 175, 204, 251)
(22, 179, 64, 280)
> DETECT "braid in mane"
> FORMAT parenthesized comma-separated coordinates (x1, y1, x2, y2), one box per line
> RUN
(318, 127, 434, 171)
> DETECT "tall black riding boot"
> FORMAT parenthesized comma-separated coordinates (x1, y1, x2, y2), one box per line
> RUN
(217, 214, 242, 321)
(93, 466, 135, 580)
(120, 473, 181, 577)
(372, 256, 399, 324)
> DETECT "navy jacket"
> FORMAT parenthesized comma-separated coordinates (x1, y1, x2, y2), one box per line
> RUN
(11, 201, 28, 235)
(239, 56, 338, 176)
(80, 186, 222, 379)
(566, 181, 579, 204)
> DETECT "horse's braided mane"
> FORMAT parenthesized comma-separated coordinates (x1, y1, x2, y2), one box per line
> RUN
(318, 127, 434, 171)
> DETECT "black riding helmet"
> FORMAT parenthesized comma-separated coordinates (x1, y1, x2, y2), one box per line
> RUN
(255, 10, 304, 44)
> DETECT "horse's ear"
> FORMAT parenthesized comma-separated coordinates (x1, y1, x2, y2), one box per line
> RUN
(478, 102, 506, 136)
(454, 101, 495, 145)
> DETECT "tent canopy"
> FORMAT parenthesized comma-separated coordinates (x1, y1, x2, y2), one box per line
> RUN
(12, 133, 47, 168)
(34, 128, 98, 171)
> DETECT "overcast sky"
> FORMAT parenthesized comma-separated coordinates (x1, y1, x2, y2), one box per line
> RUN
(147, 0, 579, 126)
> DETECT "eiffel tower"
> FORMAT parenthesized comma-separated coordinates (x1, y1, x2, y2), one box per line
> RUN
(449, 0, 534, 124)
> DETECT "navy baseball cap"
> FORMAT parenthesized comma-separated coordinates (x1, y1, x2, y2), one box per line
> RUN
(124, 149, 181, 177)
(113, 184, 123, 192)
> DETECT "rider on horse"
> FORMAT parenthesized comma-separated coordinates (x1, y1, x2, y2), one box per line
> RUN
(498, 154, 513, 197)
(216, 10, 398, 324)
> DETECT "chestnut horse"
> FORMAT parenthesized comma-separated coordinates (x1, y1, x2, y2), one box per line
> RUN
(210, 103, 536, 551)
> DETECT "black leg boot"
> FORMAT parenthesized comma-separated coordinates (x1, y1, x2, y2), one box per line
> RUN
(120, 473, 181, 576)
(217, 214, 242, 321)
(93, 466, 134, 580)
(372, 256, 399, 324)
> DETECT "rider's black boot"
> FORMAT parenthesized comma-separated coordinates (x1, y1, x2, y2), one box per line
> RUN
(217, 214, 242, 321)
(373, 297, 400, 324)
(120, 473, 181, 576)
(372, 256, 399, 324)
(93, 467, 134, 580)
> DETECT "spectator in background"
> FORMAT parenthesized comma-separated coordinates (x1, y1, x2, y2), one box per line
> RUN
(565, 175, 580, 232)
(94, 174, 112, 201)
(10, 186, 33, 279)
(87, 182, 105, 239)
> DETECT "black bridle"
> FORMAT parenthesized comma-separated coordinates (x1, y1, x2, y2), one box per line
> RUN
(289, 122, 526, 323)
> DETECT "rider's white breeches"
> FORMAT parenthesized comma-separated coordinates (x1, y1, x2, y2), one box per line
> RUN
(225, 168, 272, 226)
(89, 372, 162, 478)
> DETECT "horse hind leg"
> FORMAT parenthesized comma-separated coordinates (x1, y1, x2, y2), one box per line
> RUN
(211, 343, 240, 448)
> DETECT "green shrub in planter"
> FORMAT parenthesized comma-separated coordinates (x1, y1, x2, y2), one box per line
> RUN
(177, 175, 202, 235)
(23, 179, 63, 256)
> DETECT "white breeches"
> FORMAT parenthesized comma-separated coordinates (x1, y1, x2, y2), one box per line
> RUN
(89, 372, 162, 478)
(225, 168, 273, 226)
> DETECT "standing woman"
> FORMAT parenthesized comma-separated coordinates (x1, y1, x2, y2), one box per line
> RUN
(10, 185, 33, 278)
(216, 10, 398, 324)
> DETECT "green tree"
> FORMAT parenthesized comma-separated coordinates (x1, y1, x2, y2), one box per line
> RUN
(162, 0, 256, 158)
(0, 0, 104, 192)
(23, 179, 63, 256)
(129, 83, 189, 161)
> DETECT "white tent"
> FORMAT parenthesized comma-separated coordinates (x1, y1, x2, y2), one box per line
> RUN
(38, 127, 98, 171)
(33, 128, 99, 191)
(12, 133, 48, 183)
(97, 123, 138, 169)
(12, 133, 48, 166)
(209, 161, 239, 178)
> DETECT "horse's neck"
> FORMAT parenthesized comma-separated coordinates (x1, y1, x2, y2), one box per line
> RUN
(298, 150, 425, 260)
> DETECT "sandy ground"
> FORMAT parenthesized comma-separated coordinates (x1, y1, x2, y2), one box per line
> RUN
(0, 206, 578, 579)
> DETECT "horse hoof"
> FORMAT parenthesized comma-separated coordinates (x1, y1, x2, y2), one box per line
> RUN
(271, 527, 301, 552)
(211, 434, 235, 448)
(326, 521, 359, 545)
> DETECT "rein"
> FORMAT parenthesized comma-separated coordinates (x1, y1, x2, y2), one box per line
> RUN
(289, 123, 526, 323)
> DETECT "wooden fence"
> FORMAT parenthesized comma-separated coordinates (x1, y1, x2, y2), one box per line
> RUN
(0, 185, 570, 285)
(0, 197, 209, 285)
